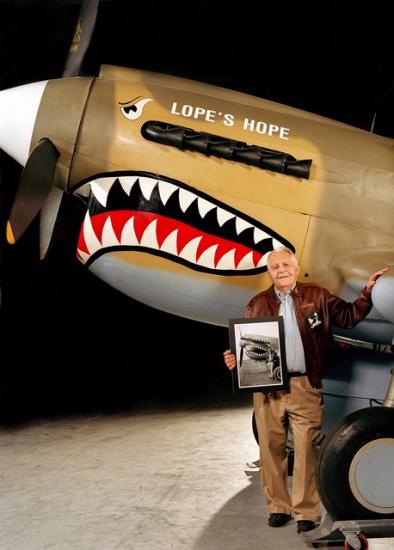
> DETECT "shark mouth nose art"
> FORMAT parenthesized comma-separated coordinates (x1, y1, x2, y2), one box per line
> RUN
(76, 171, 293, 273)
(240, 335, 271, 360)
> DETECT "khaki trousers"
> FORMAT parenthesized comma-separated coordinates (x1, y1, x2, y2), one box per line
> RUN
(253, 376, 324, 521)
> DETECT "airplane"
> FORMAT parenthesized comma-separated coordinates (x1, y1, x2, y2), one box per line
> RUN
(0, 0, 393, 534)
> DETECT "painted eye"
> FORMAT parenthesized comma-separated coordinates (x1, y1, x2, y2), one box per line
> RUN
(120, 98, 153, 120)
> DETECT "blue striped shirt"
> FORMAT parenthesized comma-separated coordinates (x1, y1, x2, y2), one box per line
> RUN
(275, 287, 306, 374)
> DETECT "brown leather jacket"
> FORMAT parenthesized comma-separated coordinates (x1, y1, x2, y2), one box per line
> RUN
(245, 282, 373, 387)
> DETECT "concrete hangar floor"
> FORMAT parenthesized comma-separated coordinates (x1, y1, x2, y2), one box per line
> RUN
(0, 377, 388, 550)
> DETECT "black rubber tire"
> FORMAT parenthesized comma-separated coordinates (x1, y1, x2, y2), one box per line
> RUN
(316, 406, 394, 520)
(273, 366, 282, 381)
(252, 410, 259, 444)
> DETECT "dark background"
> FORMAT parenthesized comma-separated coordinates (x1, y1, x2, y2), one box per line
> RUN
(0, 0, 393, 419)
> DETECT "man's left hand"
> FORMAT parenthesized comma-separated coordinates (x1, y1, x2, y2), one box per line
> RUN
(366, 267, 389, 293)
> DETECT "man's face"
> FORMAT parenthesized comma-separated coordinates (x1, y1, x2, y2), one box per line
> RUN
(267, 250, 300, 292)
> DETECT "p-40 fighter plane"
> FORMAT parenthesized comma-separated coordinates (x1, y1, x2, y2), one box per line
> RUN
(0, 1, 393, 533)
(2, 65, 393, 333)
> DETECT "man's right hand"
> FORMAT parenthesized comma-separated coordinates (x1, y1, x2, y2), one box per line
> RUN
(223, 349, 236, 370)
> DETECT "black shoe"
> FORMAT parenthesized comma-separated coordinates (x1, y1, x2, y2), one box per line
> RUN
(296, 520, 316, 533)
(268, 513, 291, 527)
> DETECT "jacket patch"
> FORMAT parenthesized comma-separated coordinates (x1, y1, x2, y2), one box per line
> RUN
(305, 310, 322, 330)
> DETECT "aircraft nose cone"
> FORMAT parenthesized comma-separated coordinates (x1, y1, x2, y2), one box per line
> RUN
(0, 80, 47, 166)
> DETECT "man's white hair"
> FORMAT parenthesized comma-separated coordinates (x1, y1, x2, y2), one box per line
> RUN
(266, 246, 298, 271)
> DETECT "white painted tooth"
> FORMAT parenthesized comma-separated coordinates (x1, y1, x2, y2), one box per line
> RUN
(118, 176, 138, 195)
(197, 197, 216, 218)
(76, 250, 90, 264)
(140, 219, 159, 249)
(139, 176, 157, 201)
(101, 216, 119, 247)
(179, 236, 202, 263)
(160, 229, 179, 255)
(236, 217, 253, 235)
(216, 208, 234, 227)
(158, 180, 178, 205)
(197, 244, 218, 269)
(253, 227, 270, 244)
(272, 238, 283, 249)
(120, 216, 138, 246)
(237, 251, 255, 270)
(82, 212, 102, 255)
(257, 254, 268, 268)
(90, 177, 114, 207)
(216, 248, 236, 270)
(179, 188, 196, 212)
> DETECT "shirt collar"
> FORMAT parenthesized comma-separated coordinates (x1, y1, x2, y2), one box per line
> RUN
(274, 283, 296, 301)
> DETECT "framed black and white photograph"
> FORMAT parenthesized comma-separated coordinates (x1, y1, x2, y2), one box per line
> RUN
(229, 317, 289, 393)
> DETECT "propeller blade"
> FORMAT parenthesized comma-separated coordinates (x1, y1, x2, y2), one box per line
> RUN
(6, 138, 60, 245)
(39, 187, 64, 260)
(62, 0, 100, 77)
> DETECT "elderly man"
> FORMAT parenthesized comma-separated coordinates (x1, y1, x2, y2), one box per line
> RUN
(223, 247, 387, 534)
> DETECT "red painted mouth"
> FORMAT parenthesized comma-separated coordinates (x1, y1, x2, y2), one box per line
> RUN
(75, 171, 294, 274)
(77, 210, 265, 270)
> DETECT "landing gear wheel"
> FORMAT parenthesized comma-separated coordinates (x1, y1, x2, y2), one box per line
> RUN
(273, 366, 282, 381)
(252, 410, 259, 444)
(316, 406, 394, 520)
(344, 532, 368, 550)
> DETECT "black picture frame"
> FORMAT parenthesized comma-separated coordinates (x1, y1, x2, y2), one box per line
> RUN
(229, 316, 289, 393)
